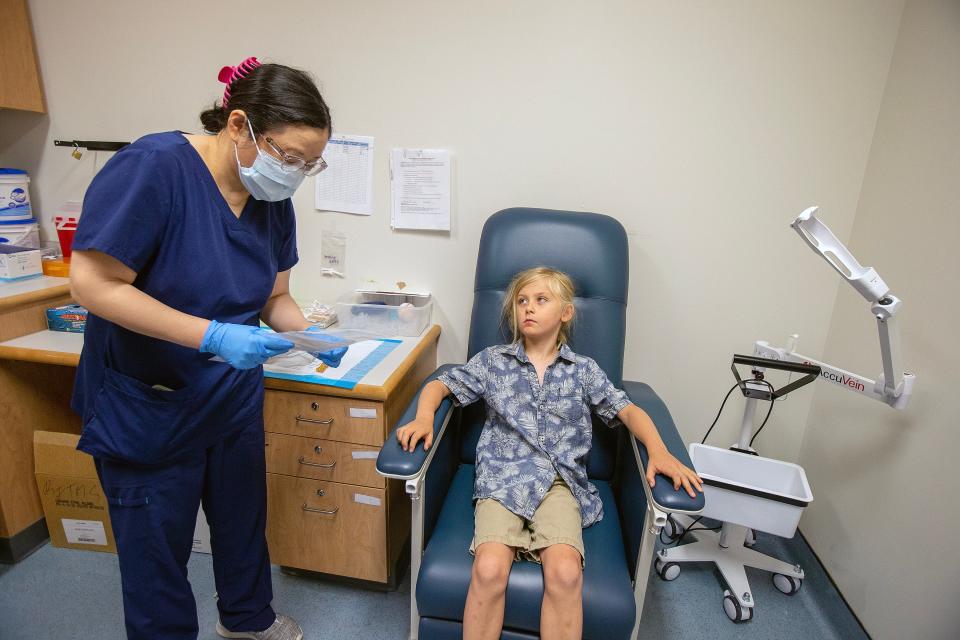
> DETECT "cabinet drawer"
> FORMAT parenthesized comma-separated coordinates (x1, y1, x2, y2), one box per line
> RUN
(264, 390, 384, 446)
(266, 473, 387, 582)
(264, 432, 383, 489)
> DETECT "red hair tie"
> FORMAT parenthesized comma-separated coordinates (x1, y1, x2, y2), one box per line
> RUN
(218, 56, 262, 109)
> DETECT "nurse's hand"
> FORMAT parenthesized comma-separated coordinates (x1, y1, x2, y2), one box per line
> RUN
(200, 320, 294, 369)
(304, 325, 348, 367)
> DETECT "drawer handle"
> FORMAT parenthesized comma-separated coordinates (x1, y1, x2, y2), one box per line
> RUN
(296, 414, 334, 425)
(298, 456, 337, 469)
(302, 503, 340, 516)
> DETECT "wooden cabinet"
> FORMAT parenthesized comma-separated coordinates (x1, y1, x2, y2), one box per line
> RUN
(0, 317, 440, 582)
(0, 278, 75, 562)
(262, 325, 440, 587)
(0, 0, 46, 113)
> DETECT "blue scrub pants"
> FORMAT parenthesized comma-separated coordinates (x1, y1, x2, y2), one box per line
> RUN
(95, 419, 276, 639)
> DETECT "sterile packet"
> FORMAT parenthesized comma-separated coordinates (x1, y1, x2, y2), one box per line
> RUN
(276, 328, 381, 354)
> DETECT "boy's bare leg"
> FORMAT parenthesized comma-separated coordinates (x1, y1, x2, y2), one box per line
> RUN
(539, 544, 583, 640)
(464, 542, 515, 640)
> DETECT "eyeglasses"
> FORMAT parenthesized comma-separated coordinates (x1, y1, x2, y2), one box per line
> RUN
(246, 119, 328, 176)
(264, 136, 328, 176)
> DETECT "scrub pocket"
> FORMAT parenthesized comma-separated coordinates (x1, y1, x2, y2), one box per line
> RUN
(80, 367, 197, 466)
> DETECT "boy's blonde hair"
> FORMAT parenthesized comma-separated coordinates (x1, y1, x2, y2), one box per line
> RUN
(501, 267, 576, 345)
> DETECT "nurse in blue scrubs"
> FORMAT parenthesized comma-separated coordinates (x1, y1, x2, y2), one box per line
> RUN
(69, 57, 334, 640)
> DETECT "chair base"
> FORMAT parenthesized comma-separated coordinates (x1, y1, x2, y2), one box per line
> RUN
(656, 522, 805, 617)
(419, 618, 539, 640)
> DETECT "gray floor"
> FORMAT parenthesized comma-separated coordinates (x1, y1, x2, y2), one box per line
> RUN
(0, 528, 867, 639)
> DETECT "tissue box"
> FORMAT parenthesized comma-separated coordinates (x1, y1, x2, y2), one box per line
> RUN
(0, 244, 42, 281)
(46, 304, 88, 333)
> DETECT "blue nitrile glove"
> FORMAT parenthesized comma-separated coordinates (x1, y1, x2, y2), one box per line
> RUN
(305, 325, 349, 367)
(200, 320, 294, 369)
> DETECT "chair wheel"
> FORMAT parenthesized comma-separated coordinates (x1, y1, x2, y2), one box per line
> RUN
(655, 558, 680, 581)
(744, 528, 757, 547)
(773, 573, 802, 595)
(722, 590, 753, 622)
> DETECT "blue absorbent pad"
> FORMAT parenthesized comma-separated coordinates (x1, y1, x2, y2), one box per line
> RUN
(264, 339, 402, 390)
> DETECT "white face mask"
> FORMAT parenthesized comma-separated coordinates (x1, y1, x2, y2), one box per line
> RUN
(235, 119, 305, 201)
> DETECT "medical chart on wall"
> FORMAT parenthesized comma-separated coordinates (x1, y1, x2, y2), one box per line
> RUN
(389, 148, 451, 231)
(315, 134, 375, 215)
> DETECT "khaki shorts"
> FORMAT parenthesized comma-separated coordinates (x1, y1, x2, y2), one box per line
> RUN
(470, 478, 585, 563)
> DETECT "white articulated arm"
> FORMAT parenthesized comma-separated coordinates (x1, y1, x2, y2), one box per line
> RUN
(782, 207, 915, 409)
(791, 206, 889, 303)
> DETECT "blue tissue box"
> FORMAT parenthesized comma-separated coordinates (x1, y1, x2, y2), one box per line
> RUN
(46, 304, 88, 333)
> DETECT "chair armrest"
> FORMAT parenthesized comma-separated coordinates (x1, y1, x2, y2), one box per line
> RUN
(622, 380, 705, 514)
(376, 364, 461, 480)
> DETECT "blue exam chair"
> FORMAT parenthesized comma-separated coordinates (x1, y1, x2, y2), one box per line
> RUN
(377, 208, 704, 639)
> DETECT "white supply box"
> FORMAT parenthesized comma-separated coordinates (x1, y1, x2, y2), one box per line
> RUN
(689, 443, 813, 538)
(0, 244, 42, 281)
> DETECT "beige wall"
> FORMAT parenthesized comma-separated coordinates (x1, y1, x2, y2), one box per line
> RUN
(796, 1, 960, 638)
(0, 1, 905, 468)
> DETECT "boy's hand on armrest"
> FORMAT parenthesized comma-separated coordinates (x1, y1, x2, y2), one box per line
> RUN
(619, 403, 703, 498)
(646, 448, 704, 498)
(396, 416, 435, 452)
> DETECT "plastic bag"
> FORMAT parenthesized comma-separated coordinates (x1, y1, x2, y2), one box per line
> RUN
(277, 328, 380, 354)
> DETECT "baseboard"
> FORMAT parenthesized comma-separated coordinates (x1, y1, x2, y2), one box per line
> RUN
(0, 518, 49, 564)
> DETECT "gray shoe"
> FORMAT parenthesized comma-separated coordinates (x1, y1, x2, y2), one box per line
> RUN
(216, 614, 303, 640)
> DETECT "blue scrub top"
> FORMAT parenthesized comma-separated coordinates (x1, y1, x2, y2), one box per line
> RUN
(71, 131, 299, 466)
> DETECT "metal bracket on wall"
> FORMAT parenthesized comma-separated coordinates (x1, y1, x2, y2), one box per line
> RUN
(53, 140, 129, 152)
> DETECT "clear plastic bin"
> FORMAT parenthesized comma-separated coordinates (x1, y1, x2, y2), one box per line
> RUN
(690, 443, 813, 538)
(335, 291, 432, 336)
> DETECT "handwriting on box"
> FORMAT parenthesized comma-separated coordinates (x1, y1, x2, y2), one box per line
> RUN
(43, 479, 105, 511)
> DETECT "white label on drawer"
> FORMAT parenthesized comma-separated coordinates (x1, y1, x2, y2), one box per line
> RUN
(349, 407, 378, 419)
(354, 493, 382, 507)
(351, 450, 380, 460)
(62, 519, 108, 546)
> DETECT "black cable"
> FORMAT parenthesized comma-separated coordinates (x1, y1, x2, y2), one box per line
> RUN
(700, 383, 741, 445)
(749, 380, 776, 447)
(664, 516, 724, 547)
(678, 525, 722, 542)
(672, 516, 703, 545)
(659, 516, 677, 545)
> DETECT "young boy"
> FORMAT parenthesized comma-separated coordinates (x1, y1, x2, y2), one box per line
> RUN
(396, 267, 702, 640)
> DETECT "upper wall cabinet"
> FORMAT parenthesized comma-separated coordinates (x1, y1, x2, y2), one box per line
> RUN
(0, 0, 46, 113)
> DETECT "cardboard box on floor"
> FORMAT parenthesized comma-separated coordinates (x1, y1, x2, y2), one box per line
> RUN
(33, 431, 211, 554)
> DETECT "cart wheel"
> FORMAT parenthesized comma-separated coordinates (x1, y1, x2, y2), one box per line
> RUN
(773, 573, 802, 595)
(744, 528, 757, 547)
(662, 515, 684, 542)
(655, 558, 680, 581)
(722, 590, 753, 622)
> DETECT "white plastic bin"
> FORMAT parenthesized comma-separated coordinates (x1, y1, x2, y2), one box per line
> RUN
(335, 291, 432, 336)
(690, 443, 813, 538)
(0, 220, 40, 249)
(0, 169, 33, 221)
